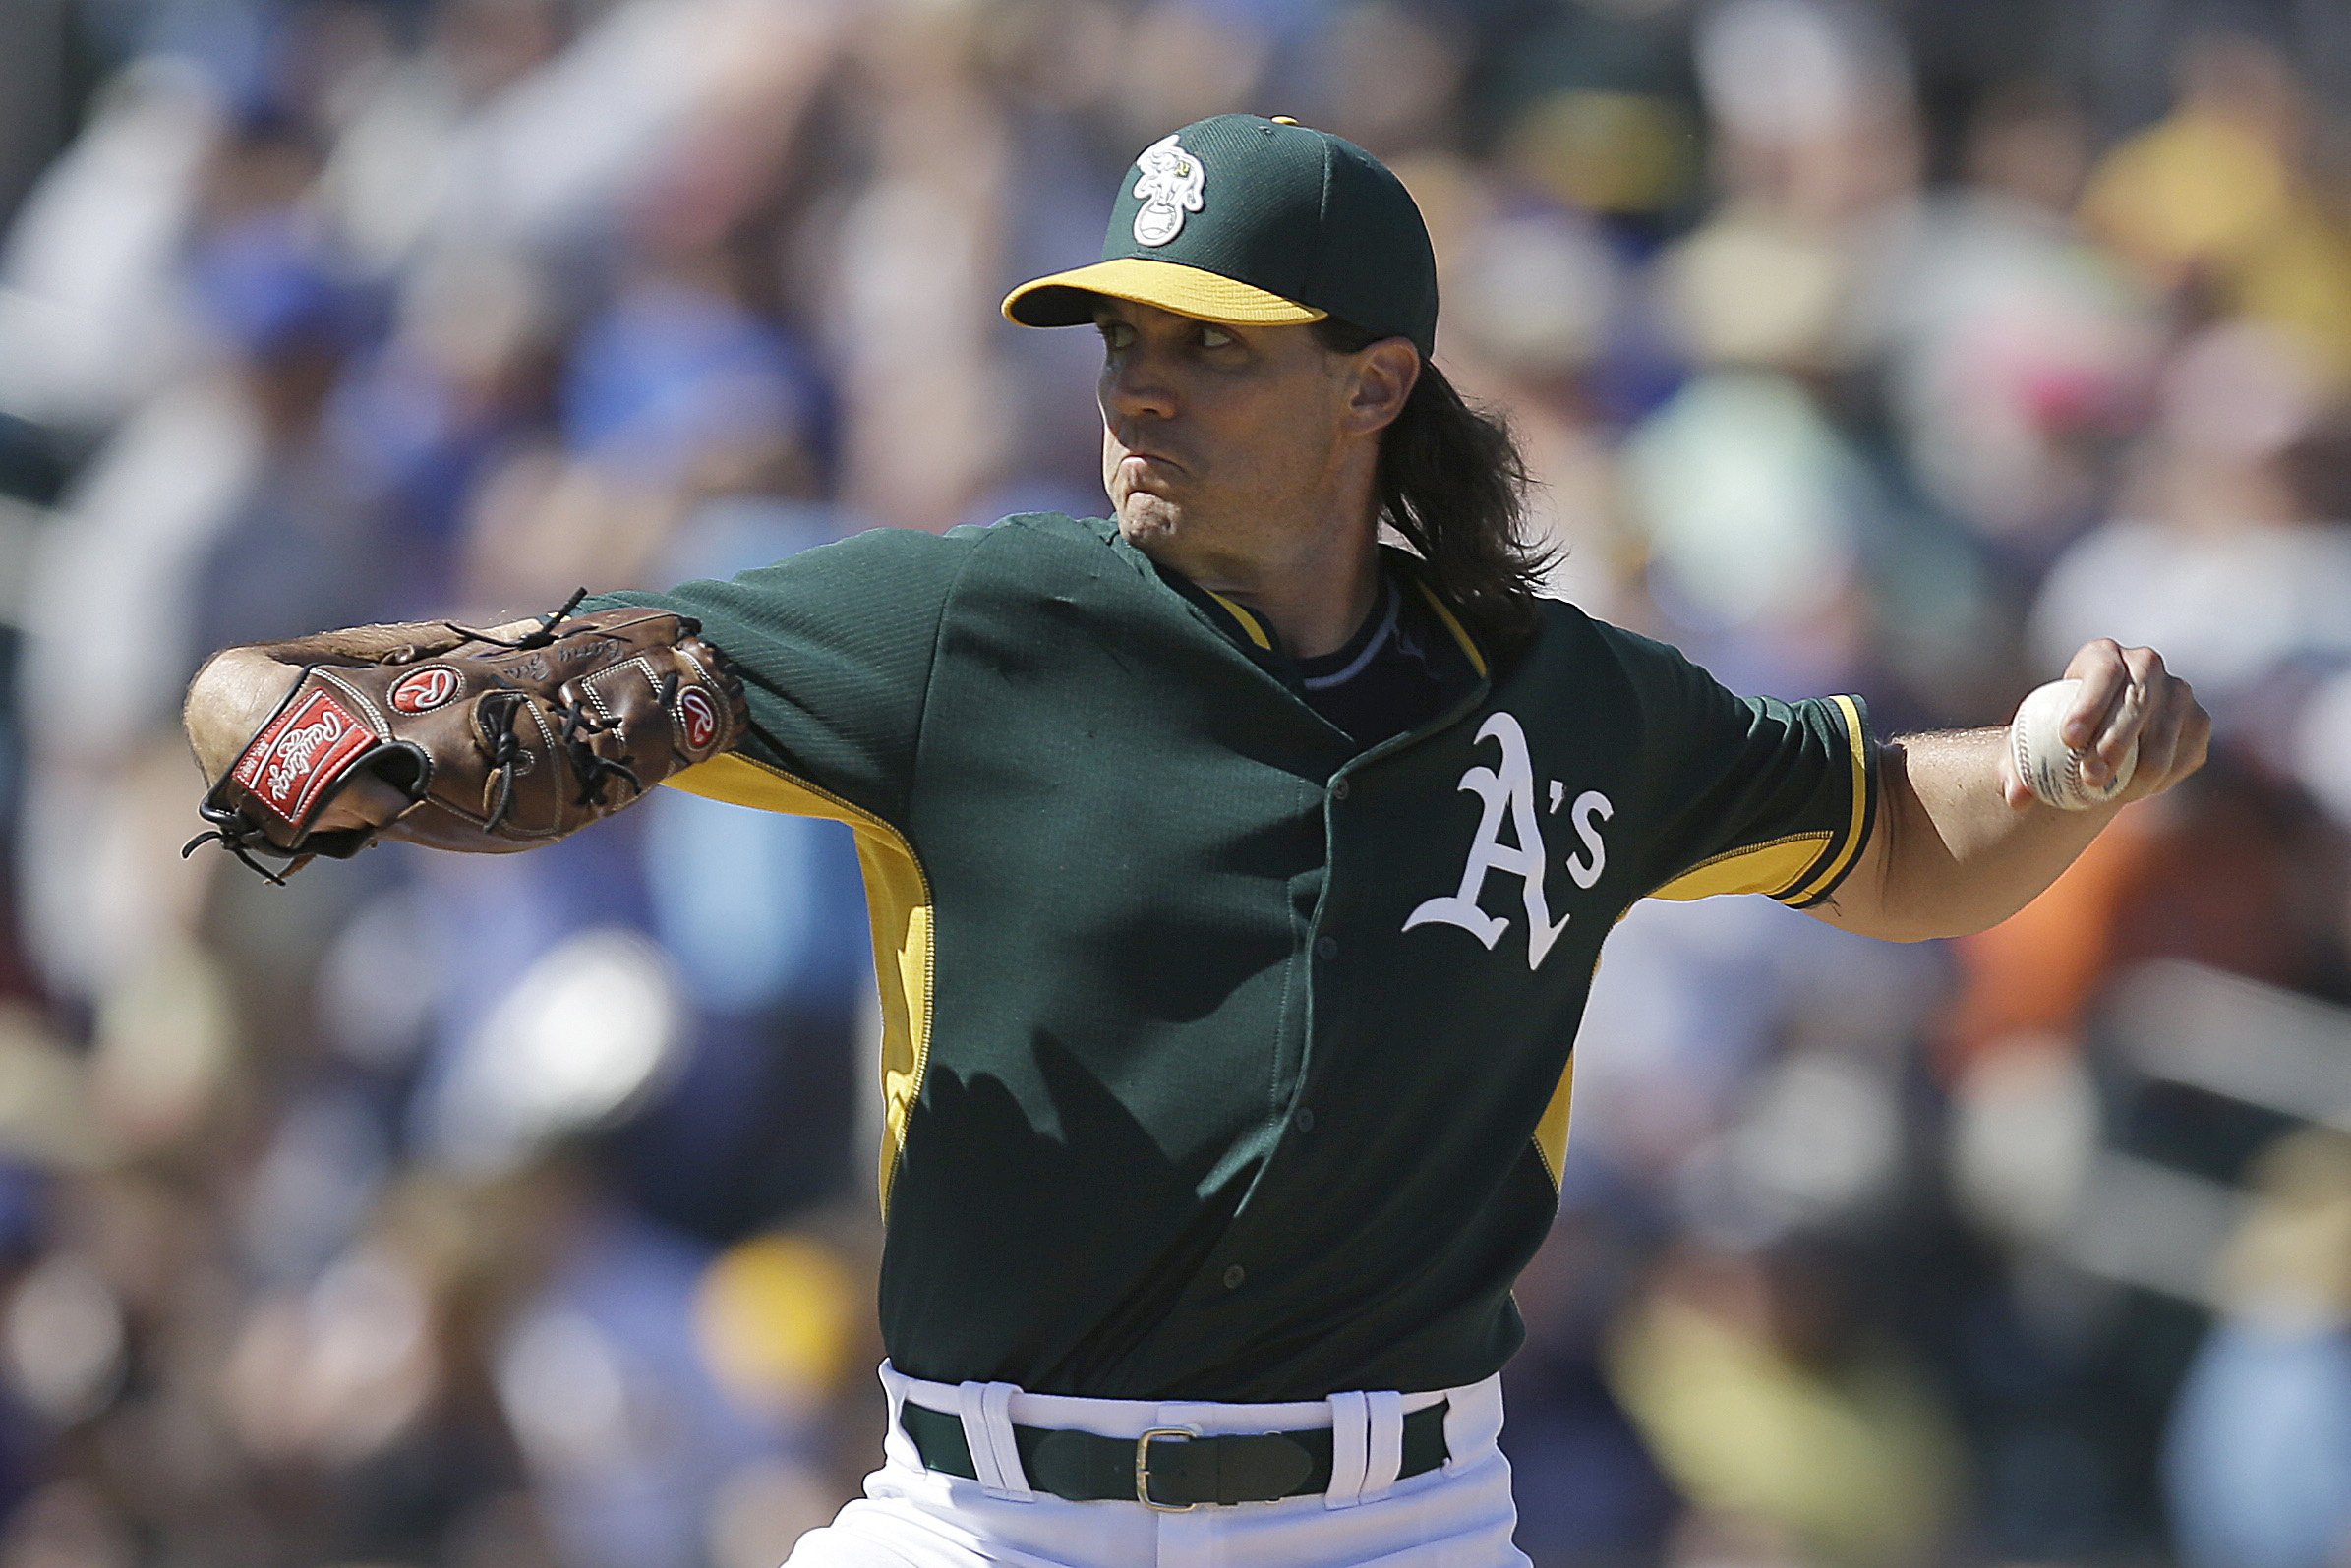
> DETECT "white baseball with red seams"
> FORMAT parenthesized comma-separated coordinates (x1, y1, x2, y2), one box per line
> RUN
(2010, 678, 2138, 810)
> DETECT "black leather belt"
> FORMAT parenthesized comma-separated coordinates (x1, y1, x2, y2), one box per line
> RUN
(900, 1398, 1448, 1509)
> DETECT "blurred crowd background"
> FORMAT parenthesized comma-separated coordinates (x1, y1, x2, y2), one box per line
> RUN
(1, 0, 2351, 1565)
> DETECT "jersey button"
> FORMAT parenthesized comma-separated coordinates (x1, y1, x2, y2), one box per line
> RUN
(1331, 777, 1351, 801)
(1222, 1264, 1247, 1290)
(1315, 936, 1338, 960)
(1293, 1107, 1316, 1132)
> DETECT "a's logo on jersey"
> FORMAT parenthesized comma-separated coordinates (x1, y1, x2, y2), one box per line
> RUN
(1404, 711, 1615, 970)
(389, 667, 462, 713)
(1131, 135, 1205, 247)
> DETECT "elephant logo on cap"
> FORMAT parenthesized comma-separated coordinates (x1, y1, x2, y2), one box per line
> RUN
(1131, 135, 1205, 247)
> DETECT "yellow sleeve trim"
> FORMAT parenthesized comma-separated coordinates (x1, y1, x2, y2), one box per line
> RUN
(1642, 693, 1873, 906)
(665, 755, 935, 1216)
(1785, 693, 1872, 905)
(1647, 833, 1834, 901)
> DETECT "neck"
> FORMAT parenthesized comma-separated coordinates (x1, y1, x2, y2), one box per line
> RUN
(1131, 466, 1386, 660)
(1204, 524, 1381, 660)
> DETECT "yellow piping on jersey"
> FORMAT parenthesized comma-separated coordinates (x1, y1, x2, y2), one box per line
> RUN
(1531, 1055, 1575, 1188)
(1532, 933, 1610, 1187)
(1205, 591, 1273, 650)
(1415, 583, 1489, 678)
(1205, 580, 1485, 671)
(664, 754, 935, 1216)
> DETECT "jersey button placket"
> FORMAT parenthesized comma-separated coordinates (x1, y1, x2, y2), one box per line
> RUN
(1330, 776, 1351, 802)
(1315, 935, 1338, 960)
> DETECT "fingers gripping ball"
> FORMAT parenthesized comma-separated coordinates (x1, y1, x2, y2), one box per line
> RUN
(2010, 678, 2137, 811)
(187, 597, 747, 880)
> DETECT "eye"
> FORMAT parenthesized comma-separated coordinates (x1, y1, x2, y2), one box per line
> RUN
(1197, 324, 1235, 349)
(1095, 319, 1135, 351)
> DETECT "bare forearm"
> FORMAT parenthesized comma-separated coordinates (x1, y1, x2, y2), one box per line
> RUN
(1811, 640, 2209, 942)
(1832, 728, 2117, 941)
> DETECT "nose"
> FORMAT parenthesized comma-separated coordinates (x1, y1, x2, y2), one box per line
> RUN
(1100, 337, 1176, 424)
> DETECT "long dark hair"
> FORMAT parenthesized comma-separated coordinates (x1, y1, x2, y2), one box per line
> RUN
(1315, 318, 1551, 646)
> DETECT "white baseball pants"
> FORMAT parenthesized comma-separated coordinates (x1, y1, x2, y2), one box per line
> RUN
(783, 1364, 1530, 1568)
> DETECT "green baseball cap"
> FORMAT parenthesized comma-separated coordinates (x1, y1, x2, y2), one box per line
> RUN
(1003, 114, 1439, 357)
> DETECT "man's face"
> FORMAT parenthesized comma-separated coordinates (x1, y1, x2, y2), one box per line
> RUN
(1094, 299, 1361, 573)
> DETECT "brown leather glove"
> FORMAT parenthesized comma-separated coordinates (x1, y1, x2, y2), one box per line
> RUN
(187, 597, 746, 880)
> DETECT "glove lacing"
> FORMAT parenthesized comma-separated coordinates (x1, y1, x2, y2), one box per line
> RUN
(180, 800, 298, 885)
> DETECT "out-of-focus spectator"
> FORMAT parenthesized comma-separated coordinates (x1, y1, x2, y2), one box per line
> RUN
(316, 0, 568, 279)
(1301, 0, 1468, 162)
(1664, 0, 1922, 370)
(2031, 320, 2351, 706)
(2164, 1127, 2351, 1568)
(1622, 0, 1934, 700)
(1605, 1235, 1964, 1568)
(0, 58, 221, 435)
(1884, 82, 2158, 557)
(2, 2, 2350, 1565)
(2083, 30, 2351, 388)
(1484, 0, 1703, 232)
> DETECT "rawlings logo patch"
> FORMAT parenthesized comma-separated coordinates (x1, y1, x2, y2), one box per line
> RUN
(389, 667, 462, 713)
(231, 689, 377, 830)
(1132, 134, 1205, 247)
(677, 687, 719, 752)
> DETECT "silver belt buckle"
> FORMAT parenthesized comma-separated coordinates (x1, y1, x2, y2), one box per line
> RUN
(1135, 1425, 1201, 1511)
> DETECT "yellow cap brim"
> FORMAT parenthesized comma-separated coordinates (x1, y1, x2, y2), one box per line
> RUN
(1002, 258, 1326, 330)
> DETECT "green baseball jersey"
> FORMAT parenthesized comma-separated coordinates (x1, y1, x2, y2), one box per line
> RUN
(590, 511, 1876, 1402)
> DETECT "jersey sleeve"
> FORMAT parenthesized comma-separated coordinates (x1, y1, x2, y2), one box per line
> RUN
(584, 525, 978, 825)
(1612, 630, 1878, 909)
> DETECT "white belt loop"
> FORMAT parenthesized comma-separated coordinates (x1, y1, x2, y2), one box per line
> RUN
(956, 1380, 1034, 1501)
(1360, 1389, 1406, 1503)
(1441, 1373, 1503, 1474)
(1324, 1389, 1371, 1509)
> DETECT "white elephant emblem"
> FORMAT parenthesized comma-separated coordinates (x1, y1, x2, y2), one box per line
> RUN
(1131, 135, 1205, 247)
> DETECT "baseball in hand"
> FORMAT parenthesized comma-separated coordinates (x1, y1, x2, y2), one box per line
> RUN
(2010, 678, 2136, 810)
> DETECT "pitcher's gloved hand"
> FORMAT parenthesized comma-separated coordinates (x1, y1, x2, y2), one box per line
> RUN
(186, 594, 745, 882)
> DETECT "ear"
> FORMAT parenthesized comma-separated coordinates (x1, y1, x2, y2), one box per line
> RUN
(1341, 338, 1421, 436)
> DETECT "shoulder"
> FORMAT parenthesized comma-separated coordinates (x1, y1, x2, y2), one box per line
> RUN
(597, 514, 1122, 608)
(723, 511, 1115, 569)
(1487, 604, 1772, 742)
(1556, 606, 1692, 670)
(1502, 597, 1695, 684)
(938, 510, 1122, 557)
(916, 511, 1132, 580)
(974, 511, 1121, 547)
(945, 511, 1171, 602)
